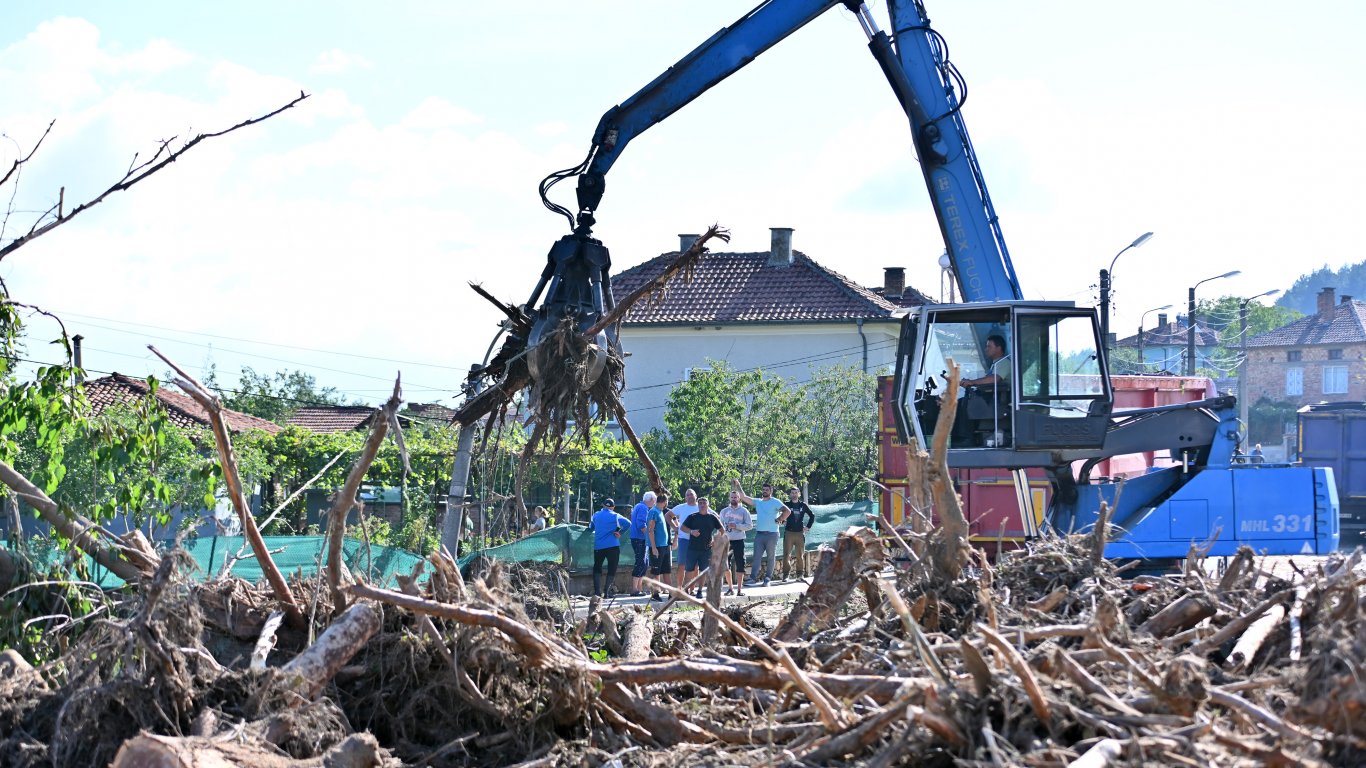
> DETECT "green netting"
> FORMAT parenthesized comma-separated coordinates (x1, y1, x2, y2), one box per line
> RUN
(2, 535, 427, 590)
(458, 500, 880, 570)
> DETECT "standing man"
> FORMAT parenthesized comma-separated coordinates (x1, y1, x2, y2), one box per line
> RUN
(668, 489, 699, 588)
(720, 491, 753, 596)
(734, 480, 790, 588)
(646, 495, 673, 601)
(628, 491, 656, 597)
(589, 499, 631, 598)
(680, 497, 724, 599)
(780, 487, 816, 581)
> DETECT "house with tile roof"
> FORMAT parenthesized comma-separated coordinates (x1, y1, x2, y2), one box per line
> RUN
(1112, 313, 1224, 375)
(610, 228, 927, 432)
(1245, 287, 1366, 408)
(85, 373, 282, 434)
(286, 402, 457, 433)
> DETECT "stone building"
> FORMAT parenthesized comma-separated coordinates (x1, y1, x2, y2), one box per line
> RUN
(1245, 287, 1366, 408)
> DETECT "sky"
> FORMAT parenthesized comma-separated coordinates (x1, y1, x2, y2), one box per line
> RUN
(1, 1, 1363, 407)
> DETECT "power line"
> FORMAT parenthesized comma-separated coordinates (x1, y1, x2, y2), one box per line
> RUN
(48, 308, 468, 371)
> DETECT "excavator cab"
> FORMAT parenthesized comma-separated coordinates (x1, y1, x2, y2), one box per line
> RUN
(893, 302, 1114, 455)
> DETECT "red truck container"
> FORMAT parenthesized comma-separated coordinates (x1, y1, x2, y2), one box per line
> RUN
(877, 374, 1215, 546)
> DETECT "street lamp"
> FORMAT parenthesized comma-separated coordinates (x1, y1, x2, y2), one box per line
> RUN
(1099, 231, 1155, 355)
(1137, 304, 1173, 373)
(1186, 270, 1242, 375)
(1239, 289, 1282, 440)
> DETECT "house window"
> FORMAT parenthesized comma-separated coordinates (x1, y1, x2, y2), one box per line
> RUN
(1287, 350, 1302, 362)
(1324, 365, 1349, 395)
(1286, 367, 1304, 396)
(1329, 349, 1344, 360)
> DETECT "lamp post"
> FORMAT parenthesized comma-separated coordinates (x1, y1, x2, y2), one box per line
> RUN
(1186, 270, 1242, 375)
(1137, 304, 1173, 372)
(1239, 289, 1281, 439)
(1099, 231, 1154, 355)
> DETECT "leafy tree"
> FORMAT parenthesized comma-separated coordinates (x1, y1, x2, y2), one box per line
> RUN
(205, 365, 354, 425)
(654, 361, 874, 503)
(789, 365, 878, 502)
(1195, 295, 1303, 377)
(1107, 347, 1140, 375)
(1250, 397, 1298, 445)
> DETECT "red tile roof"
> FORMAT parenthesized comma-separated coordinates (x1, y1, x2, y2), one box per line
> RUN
(84, 373, 282, 434)
(1115, 320, 1221, 348)
(287, 406, 377, 433)
(404, 402, 457, 424)
(611, 250, 907, 324)
(1248, 301, 1366, 347)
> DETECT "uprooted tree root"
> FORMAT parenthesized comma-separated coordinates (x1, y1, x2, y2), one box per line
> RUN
(3, 529, 1366, 767)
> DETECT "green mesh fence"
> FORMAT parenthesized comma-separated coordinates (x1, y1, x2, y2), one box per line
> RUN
(3, 535, 427, 590)
(459, 500, 879, 570)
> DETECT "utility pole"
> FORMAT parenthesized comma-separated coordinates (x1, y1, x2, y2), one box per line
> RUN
(1099, 232, 1154, 356)
(441, 367, 483, 556)
(1187, 270, 1241, 376)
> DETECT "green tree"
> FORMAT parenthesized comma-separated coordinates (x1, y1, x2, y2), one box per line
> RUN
(790, 365, 878, 502)
(205, 365, 353, 425)
(655, 361, 870, 502)
(1196, 295, 1302, 377)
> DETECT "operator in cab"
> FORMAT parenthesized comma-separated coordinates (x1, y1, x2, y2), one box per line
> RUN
(953, 333, 1012, 447)
(961, 334, 1009, 389)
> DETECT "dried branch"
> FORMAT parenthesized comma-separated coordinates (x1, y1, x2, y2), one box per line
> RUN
(0, 93, 308, 262)
(325, 376, 403, 614)
(150, 345, 302, 626)
(0, 458, 152, 583)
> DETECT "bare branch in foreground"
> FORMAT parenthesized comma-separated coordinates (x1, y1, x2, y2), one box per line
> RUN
(0, 92, 309, 262)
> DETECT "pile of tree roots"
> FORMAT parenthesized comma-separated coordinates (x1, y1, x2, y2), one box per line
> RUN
(2, 522, 1365, 767)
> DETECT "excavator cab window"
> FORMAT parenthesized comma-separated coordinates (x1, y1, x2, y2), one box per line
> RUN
(894, 303, 1113, 452)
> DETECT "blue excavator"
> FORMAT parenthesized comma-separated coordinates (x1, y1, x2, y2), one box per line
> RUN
(502, 0, 1337, 560)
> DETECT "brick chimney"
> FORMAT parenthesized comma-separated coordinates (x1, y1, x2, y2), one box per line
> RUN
(768, 227, 794, 267)
(1157, 313, 1168, 330)
(1318, 287, 1336, 315)
(678, 233, 699, 252)
(883, 267, 906, 300)
(1343, 295, 1354, 305)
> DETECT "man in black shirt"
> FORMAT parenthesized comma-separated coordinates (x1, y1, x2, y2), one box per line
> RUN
(780, 487, 816, 580)
(681, 498, 724, 598)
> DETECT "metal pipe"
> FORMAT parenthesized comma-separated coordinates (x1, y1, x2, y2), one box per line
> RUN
(857, 318, 868, 373)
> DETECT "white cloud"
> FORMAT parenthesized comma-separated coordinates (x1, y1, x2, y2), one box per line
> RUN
(399, 97, 483, 131)
(311, 48, 372, 76)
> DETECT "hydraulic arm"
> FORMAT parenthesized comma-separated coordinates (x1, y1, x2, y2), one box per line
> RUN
(522, 0, 1024, 391)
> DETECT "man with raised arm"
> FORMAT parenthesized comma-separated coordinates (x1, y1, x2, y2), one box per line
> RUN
(732, 479, 790, 588)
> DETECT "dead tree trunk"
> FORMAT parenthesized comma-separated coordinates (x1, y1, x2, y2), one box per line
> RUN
(279, 602, 381, 700)
(111, 732, 388, 768)
(702, 531, 730, 644)
(770, 527, 884, 643)
(622, 608, 654, 662)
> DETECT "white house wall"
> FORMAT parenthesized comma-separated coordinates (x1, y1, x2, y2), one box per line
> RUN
(619, 322, 901, 433)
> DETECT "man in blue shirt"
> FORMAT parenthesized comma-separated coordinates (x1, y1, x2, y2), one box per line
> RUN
(590, 499, 632, 598)
(733, 479, 790, 587)
(628, 491, 656, 597)
(646, 497, 673, 600)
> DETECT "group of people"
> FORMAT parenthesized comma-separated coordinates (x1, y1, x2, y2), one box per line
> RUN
(588, 481, 816, 600)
